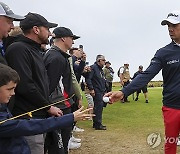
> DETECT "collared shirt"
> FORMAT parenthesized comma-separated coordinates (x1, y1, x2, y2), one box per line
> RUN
(0, 41, 5, 57)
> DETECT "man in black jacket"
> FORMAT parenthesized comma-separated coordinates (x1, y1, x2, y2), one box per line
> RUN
(86, 54, 107, 130)
(44, 27, 80, 154)
(0, 2, 24, 65)
(132, 65, 148, 103)
(5, 12, 61, 154)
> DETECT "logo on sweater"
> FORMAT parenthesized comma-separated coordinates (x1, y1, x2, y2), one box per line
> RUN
(167, 59, 179, 65)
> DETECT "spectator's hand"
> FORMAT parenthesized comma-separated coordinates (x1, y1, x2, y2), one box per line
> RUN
(90, 89, 95, 97)
(75, 60, 81, 65)
(83, 66, 91, 73)
(73, 106, 95, 121)
(104, 91, 124, 104)
(81, 52, 86, 61)
(120, 81, 124, 86)
(48, 106, 63, 117)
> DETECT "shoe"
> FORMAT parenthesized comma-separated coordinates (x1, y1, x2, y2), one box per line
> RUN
(70, 136, 81, 143)
(68, 140, 81, 150)
(121, 100, 125, 103)
(135, 97, 138, 101)
(124, 100, 130, 103)
(73, 126, 84, 132)
(145, 100, 148, 103)
(177, 140, 180, 146)
(94, 125, 107, 130)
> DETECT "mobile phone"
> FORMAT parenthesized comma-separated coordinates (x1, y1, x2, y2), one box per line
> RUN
(79, 45, 83, 50)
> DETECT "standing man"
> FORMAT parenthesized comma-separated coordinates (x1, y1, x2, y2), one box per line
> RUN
(86, 55, 107, 130)
(0, 2, 24, 65)
(103, 61, 114, 92)
(118, 62, 130, 102)
(71, 47, 86, 82)
(132, 65, 148, 103)
(105, 10, 180, 154)
(44, 27, 80, 153)
(69, 47, 86, 133)
(5, 12, 61, 154)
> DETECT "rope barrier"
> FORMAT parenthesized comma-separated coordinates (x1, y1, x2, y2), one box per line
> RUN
(0, 94, 75, 125)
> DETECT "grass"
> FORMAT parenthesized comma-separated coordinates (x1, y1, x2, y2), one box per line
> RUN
(80, 86, 164, 132)
(72, 85, 180, 153)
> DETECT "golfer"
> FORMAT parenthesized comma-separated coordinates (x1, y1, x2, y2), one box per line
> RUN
(105, 10, 180, 154)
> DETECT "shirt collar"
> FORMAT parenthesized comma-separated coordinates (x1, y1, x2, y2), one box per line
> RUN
(173, 40, 180, 47)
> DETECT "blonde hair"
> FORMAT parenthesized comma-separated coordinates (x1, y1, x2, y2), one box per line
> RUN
(8, 26, 23, 36)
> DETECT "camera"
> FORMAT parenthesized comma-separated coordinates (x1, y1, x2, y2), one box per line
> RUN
(85, 62, 89, 66)
(79, 45, 83, 50)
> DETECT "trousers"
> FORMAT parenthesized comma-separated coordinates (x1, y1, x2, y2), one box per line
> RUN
(162, 106, 180, 154)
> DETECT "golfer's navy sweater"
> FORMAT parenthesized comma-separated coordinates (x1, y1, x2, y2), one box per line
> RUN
(122, 41, 180, 109)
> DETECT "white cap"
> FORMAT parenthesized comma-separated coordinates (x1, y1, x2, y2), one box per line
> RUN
(124, 62, 129, 65)
(161, 10, 180, 25)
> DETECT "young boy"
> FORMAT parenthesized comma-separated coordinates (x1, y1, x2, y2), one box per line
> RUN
(0, 64, 92, 154)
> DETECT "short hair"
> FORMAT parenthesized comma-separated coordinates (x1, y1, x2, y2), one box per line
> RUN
(69, 47, 78, 55)
(0, 64, 20, 87)
(96, 54, 105, 62)
(139, 65, 143, 69)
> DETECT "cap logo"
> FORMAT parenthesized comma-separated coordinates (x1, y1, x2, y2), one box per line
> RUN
(167, 13, 178, 18)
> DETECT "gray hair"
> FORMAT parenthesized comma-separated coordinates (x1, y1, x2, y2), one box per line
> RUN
(96, 54, 105, 62)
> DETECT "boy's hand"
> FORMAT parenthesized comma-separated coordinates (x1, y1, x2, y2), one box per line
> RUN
(73, 106, 95, 121)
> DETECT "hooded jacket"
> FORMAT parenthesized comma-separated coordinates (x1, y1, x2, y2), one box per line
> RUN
(44, 45, 74, 109)
(5, 35, 50, 118)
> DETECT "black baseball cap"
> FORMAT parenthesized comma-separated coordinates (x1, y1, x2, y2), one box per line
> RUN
(139, 65, 143, 69)
(52, 27, 80, 40)
(20, 12, 58, 30)
(0, 2, 24, 21)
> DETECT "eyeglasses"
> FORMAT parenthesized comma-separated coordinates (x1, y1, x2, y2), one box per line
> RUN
(100, 59, 106, 61)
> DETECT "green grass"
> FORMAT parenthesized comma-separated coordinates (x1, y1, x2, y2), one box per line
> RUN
(73, 85, 180, 153)
(72, 86, 174, 153)
(79, 86, 164, 138)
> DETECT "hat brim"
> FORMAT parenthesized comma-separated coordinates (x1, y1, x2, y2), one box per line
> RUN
(72, 35, 80, 40)
(5, 14, 25, 21)
(45, 22, 58, 28)
(161, 19, 180, 25)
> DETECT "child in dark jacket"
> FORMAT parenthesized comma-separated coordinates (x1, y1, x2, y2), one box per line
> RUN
(0, 63, 93, 154)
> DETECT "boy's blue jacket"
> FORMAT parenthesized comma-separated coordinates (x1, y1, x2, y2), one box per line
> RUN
(0, 104, 74, 154)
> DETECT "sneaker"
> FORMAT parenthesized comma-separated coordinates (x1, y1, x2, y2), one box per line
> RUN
(68, 140, 81, 150)
(73, 126, 84, 132)
(146, 100, 148, 103)
(177, 140, 180, 146)
(70, 136, 81, 143)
